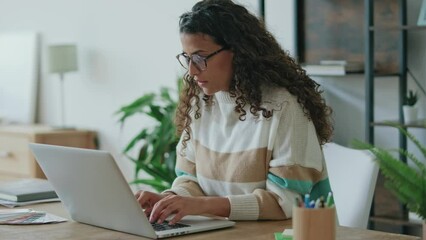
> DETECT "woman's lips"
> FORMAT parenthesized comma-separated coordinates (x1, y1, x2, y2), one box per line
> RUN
(197, 80, 208, 87)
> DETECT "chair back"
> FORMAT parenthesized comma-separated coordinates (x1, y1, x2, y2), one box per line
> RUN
(323, 142, 379, 229)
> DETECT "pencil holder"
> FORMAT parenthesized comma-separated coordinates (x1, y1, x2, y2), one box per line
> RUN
(292, 206, 336, 240)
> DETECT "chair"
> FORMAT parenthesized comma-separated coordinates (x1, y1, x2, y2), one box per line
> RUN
(322, 142, 379, 229)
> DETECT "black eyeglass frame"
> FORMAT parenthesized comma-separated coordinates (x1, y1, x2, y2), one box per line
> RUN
(176, 47, 227, 71)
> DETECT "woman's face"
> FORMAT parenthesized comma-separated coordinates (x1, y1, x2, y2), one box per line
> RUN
(179, 33, 234, 95)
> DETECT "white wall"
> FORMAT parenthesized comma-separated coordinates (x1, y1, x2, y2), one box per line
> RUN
(0, 0, 294, 182)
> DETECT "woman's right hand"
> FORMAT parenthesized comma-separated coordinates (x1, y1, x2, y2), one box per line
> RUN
(135, 190, 167, 216)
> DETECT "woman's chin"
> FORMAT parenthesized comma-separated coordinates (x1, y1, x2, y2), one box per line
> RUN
(201, 88, 216, 96)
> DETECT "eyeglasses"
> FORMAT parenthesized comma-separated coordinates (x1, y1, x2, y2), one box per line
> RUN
(176, 47, 227, 71)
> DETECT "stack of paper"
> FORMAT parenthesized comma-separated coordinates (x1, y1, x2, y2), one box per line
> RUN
(0, 197, 60, 208)
(0, 208, 67, 225)
(0, 209, 45, 224)
(302, 60, 364, 76)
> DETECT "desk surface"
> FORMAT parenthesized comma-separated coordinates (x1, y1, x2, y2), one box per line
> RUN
(0, 202, 420, 240)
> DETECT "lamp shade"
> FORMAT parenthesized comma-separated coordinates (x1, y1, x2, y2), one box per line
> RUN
(48, 44, 78, 74)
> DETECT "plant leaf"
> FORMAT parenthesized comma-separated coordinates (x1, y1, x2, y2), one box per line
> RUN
(352, 127, 426, 220)
(116, 80, 181, 193)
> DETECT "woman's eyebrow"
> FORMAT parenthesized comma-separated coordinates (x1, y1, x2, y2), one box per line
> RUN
(182, 49, 206, 55)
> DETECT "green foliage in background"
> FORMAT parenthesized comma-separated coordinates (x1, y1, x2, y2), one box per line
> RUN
(353, 125, 426, 220)
(115, 81, 182, 192)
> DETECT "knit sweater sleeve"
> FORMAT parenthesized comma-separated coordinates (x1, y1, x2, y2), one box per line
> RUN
(256, 96, 330, 219)
(165, 133, 206, 197)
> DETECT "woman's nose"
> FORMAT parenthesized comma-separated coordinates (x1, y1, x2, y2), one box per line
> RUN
(188, 61, 201, 77)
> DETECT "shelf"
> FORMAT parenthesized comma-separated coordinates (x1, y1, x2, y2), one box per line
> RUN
(369, 25, 426, 31)
(309, 73, 399, 78)
(373, 73, 400, 77)
(371, 119, 426, 129)
(369, 216, 423, 227)
(308, 73, 364, 77)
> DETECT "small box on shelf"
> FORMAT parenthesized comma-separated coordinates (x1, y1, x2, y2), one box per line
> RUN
(302, 60, 364, 76)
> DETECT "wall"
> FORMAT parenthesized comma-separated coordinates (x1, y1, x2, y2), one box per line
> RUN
(0, 0, 294, 183)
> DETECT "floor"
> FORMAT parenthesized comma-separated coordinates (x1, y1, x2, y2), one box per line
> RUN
(370, 172, 423, 237)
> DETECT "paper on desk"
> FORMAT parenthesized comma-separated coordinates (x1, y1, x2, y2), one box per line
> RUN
(282, 229, 293, 237)
(0, 208, 67, 224)
(0, 198, 61, 208)
(274, 229, 294, 240)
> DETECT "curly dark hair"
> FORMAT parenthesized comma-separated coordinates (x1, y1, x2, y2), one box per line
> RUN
(175, 0, 333, 149)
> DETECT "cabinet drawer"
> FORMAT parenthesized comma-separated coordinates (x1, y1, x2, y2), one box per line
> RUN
(0, 135, 34, 177)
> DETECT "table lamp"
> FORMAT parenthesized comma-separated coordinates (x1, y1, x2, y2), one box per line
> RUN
(48, 44, 78, 128)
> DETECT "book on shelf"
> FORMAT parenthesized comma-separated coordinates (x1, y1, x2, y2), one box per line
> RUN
(302, 60, 364, 76)
(0, 178, 58, 202)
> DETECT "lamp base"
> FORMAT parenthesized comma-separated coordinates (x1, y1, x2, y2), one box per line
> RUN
(51, 125, 77, 131)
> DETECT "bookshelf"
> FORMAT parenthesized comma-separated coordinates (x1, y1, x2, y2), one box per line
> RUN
(291, 0, 425, 237)
(365, 0, 425, 236)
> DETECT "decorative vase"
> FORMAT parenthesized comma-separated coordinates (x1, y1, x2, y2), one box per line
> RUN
(402, 105, 418, 124)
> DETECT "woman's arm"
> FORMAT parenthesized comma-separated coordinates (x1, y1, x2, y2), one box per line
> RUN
(255, 95, 330, 219)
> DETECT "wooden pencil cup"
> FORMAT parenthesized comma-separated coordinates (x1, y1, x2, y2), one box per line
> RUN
(293, 206, 336, 240)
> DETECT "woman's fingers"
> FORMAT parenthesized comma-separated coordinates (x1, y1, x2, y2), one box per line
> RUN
(149, 195, 198, 225)
(144, 206, 153, 217)
(135, 191, 165, 211)
(168, 212, 184, 225)
(156, 203, 178, 224)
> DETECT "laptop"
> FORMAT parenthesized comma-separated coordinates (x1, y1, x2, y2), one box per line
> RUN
(29, 143, 235, 239)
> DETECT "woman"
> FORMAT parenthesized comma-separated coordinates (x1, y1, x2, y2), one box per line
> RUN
(136, 0, 333, 225)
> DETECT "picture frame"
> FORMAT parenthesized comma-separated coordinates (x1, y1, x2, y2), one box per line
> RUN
(418, 0, 426, 26)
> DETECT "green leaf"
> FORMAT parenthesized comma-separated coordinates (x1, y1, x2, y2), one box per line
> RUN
(130, 178, 171, 192)
(352, 127, 426, 220)
(116, 80, 181, 193)
(123, 129, 149, 153)
(115, 94, 156, 123)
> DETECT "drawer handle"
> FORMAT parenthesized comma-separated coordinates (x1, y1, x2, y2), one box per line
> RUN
(0, 150, 11, 158)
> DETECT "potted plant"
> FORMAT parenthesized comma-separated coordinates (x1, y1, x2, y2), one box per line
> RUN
(402, 90, 418, 124)
(115, 80, 181, 192)
(353, 125, 425, 238)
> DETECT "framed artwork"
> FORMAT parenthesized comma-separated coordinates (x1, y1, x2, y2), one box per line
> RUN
(296, 0, 399, 73)
(418, 0, 426, 26)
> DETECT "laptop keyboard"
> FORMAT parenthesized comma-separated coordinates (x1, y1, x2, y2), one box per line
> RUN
(151, 221, 190, 231)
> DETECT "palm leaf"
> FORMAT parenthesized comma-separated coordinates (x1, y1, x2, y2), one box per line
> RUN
(123, 129, 149, 153)
(130, 179, 171, 192)
(116, 80, 180, 192)
(115, 94, 156, 123)
(352, 128, 426, 220)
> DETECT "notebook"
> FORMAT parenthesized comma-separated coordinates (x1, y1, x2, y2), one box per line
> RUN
(0, 178, 57, 202)
(29, 143, 235, 239)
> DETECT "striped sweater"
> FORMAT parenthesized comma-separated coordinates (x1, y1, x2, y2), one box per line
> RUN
(167, 87, 331, 220)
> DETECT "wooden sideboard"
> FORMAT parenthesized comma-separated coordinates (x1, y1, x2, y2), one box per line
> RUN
(0, 125, 97, 178)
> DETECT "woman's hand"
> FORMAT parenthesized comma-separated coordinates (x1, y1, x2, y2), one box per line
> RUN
(135, 190, 168, 217)
(148, 195, 203, 225)
(149, 195, 230, 225)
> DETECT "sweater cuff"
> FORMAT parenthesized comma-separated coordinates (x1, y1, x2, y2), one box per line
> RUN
(163, 186, 192, 197)
(227, 194, 259, 220)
